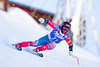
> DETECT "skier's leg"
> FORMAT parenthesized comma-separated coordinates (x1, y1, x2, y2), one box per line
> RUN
(15, 35, 51, 47)
(15, 41, 34, 47)
(33, 42, 56, 52)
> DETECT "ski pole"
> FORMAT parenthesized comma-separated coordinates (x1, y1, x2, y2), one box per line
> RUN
(71, 54, 80, 65)
(12, 4, 40, 19)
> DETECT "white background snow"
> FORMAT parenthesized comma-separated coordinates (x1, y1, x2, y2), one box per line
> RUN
(0, 7, 100, 67)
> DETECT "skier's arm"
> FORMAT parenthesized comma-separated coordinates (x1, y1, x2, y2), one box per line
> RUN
(65, 34, 73, 55)
(39, 18, 58, 29)
(65, 38, 73, 51)
(48, 21, 59, 29)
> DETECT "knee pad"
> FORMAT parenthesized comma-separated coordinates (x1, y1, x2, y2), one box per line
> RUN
(47, 42, 56, 50)
(33, 40, 39, 47)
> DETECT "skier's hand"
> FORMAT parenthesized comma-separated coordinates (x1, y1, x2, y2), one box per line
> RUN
(39, 18, 49, 24)
(39, 18, 45, 24)
(69, 45, 73, 56)
(69, 51, 73, 56)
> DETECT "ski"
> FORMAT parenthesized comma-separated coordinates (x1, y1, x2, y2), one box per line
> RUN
(25, 48, 44, 57)
(33, 51, 43, 57)
(12, 44, 43, 57)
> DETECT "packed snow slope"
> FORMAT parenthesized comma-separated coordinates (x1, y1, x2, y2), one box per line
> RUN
(0, 7, 100, 67)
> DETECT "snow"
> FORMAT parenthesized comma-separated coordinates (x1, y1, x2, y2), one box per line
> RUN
(0, 7, 100, 67)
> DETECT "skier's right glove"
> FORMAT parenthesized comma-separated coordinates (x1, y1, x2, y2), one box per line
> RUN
(69, 51, 73, 56)
(39, 18, 49, 24)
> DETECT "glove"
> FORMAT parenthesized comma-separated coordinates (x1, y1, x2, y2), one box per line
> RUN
(39, 18, 45, 24)
(69, 44, 73, 56)
(39, 18, 49, 24)
(69, 51, 73, 56)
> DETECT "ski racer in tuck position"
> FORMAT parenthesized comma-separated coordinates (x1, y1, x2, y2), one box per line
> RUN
(14, 18, 73, 56)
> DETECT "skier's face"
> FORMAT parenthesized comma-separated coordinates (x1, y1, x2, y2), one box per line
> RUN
(62, 26, 69, 34)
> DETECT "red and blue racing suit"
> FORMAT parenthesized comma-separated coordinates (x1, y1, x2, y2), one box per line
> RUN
(17, 21, 73, 52)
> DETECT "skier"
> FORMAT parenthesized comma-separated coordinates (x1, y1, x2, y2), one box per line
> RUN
(14, 18, 73, 56)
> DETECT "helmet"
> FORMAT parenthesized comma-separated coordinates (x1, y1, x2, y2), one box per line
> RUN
(62, 21, 71, 30)
(61, 21, 71, 34)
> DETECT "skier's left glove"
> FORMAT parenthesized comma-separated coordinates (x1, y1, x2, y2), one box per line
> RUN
(39, 18, 49, 24)
(69, 45, 73, 56)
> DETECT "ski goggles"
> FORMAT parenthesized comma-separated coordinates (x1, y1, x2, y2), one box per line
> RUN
(63, 26, 70, 32)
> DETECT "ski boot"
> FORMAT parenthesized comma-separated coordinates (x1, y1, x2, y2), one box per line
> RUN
(33, 48, 41, 52)
(12, 43, 22, 51)
(33, 48, 43, 57)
